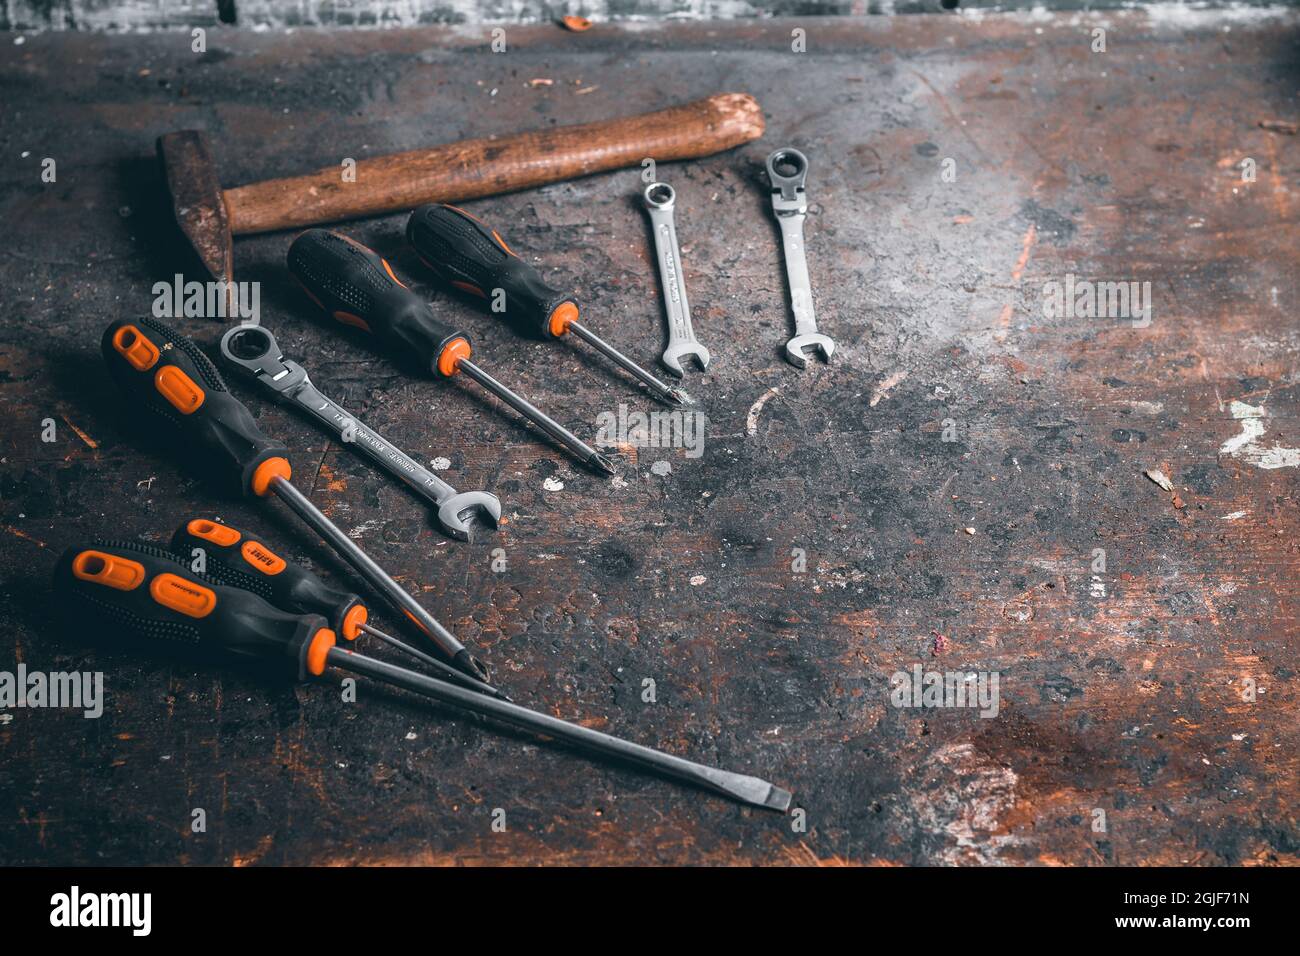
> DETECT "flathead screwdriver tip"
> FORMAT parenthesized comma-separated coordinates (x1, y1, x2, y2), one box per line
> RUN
(764, 785, 794, 813)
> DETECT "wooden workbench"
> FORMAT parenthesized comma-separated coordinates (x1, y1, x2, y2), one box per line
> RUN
(1, 10, 1296, 866)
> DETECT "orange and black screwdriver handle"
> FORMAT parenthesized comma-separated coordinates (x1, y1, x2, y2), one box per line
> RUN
(406, 204, 578, 341)
(287, 229, 474, 378)
(170, 518, 368, 642)
(102, 317, 291, 500)
(52, 540, 336, 681)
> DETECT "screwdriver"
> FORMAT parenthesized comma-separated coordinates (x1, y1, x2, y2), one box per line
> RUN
(407, 203, 693, 408)
(286, 230, 615, 476)
(53, 541, 793, 812)
(100, 316, 498, 696)
(168, 517, 509, 699)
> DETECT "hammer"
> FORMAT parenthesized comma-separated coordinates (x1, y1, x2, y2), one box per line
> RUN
(158, 92, 764, 292)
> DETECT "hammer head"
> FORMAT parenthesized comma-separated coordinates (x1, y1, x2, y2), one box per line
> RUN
(157, 130, 232, 285)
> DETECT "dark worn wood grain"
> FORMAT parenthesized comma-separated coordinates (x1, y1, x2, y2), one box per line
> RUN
(0, 11, 1297, 866)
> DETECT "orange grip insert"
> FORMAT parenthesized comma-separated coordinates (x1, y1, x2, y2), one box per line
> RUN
(72, 550, 146, 591)
(306, 628, 336, 676)
(436, 337, 472, 377)
(251, 457, 292, 497)
(452, 280, 486, 299)
(491, 230, 516, 258)
(333, 310, 372, 333)
(240, 540, 286, 576)
(150, 573, 217, 618)
(112, 325, 161, 371)
(402, 607, 432, 636)
(548, 302, 579, 337)
(187, 519, 241, 548)
(155, 365, 205, 414)
(381, 258, 408, 289)
(342, 603, 368, 641)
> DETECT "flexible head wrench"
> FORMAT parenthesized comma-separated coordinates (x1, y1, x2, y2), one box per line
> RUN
(643, 182, 711, 377)
(219, 324, 501, 541)
(766, 148, 834, 368)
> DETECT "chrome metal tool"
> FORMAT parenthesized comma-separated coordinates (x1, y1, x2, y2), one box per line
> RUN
(643, 182, 711, 377)
(220, 324, 501, 542)
(766, 148, 834, 368)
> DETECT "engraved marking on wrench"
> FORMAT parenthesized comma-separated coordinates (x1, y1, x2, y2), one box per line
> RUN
(644, 182, 710, 377)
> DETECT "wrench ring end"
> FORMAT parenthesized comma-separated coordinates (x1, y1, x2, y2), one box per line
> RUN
(220, 324, 280, 376)
(766, 147, 810, 195)
(643, 182, 676, 210)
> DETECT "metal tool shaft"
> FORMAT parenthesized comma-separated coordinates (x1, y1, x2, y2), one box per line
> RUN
(269, 373, 501, 541)
(267, 475, 494, 689)
(455, 358, 615, 475)
(766, 148, 834, 367)
(644, 182, 710, 377)
(776, 213, 816, 334)
(291, 379, 460, 507)
(220, 325, 501, 541)
(359, 622, 509, 701)
(330, 646, 791, 811)
(567, 322, 693, 407)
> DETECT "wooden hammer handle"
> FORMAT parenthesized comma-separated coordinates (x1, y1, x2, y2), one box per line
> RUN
(225, 93, 764, 236)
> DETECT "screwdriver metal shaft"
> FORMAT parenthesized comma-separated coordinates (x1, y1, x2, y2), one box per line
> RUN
(289, 229, 614, 478)
(566, 322, 694, 407)
(455, 358, 616, 475)
(268, 475, 499, 693)
(331, 646, 792, 811)
(358, 621, 511, 701)
(407, 204, 694, 412)
(100, 317, 501, 697)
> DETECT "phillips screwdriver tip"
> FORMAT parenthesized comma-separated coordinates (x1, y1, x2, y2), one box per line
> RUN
(455, 649, 492, 683)
(666, 386, 695, 407)
(588, 453, 617, 477)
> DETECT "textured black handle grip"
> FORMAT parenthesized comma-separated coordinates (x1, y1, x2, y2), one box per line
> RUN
(287, 229, 470, 376)
(169, 518, 367, 640)
(101, 317, 289, 499)
(406, 204, 574, 340)
(52, 540, 333, 680)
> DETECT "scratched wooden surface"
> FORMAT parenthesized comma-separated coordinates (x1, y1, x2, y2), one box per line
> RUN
(1, 11, 1297, 866)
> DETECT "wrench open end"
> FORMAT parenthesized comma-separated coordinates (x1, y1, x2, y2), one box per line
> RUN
(436, 490, 502, 542)
(662, 343, 711, 378)
(784, 333, 835, 369)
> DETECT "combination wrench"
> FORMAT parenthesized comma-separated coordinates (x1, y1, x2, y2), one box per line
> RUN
(766, 148, 835, 368)
(643, 182, 711, 377)
(219, 324, 501, 542)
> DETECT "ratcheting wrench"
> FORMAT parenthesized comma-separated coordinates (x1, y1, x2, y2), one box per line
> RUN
(643, 182, 710, 377)
(219, 324, 501, 541)
(766, 148, 834, 368)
